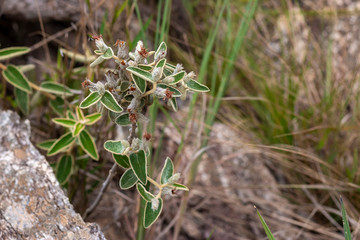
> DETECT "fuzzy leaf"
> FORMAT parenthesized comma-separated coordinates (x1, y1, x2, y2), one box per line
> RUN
(52, 118, 77, 128)
(56, 155, 73, 185)
(40, 81, 73, 96)
(15, 87, 29, 115)
(0, 47, 30, 61)
(153, 58, 166, 77)
(104, 140, 128, 154)
(72, 122, 85, 137)
(163, 68, 172, 77)
(102, 47, 114, 59)
(171, 183, 189, 191)
(138, 65, 153, 71)
(37, 139, 56, 150)
(160, 157, 174, 184)
(47, 132, 76, 156)
(136, 183, 155, 202)
(157, 84, 182, 97)
(131, 73, 147, 93)
(115, 113, 131, 126)
(144, 198, 163, 228)
(80, 91, 102, 109)
(113, 154, 130, 168)
(155, 41, 167, 59)
(100, 90, 123, 113)
(90, 55, 105, 68)
(129, 150, 147, 185)
(186, 79, 210, 92)
(84, 112, 102, 125)
(79, 129, 99, 160)
(119, 168, 138, 189)
(165, 63, 176, 70)
(126, 67, 154, 82)
(2, 65, 32, 93)
(167, 71, 185, 85)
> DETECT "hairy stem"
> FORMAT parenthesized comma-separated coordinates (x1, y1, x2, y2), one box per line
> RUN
(83, 122, 137, 219)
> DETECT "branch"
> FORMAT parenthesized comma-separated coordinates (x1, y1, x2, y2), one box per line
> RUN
(83, 122, 137, 219)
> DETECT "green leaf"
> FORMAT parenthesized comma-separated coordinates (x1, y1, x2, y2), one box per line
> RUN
(109, 110, 121, 122)
(67, 110, 76, 120)
(171, 183, 189, 191)
(50, 97, 65, 116)
(100, 90, 123, 113)
(138, 64, 153, 71)
(131, 73, 147, 93)
(165, 63, 176, 70)
(47, 132, 76, 156)
(144, 198, 163, 228)
(90, 55, 105, 67)
(2, 65, 32, 93)
(40, 81, 73, 96)
(37, 139, 56, 150)
(102, 47, 114, 59)
(155, 41, 167, 59)
(79, 129, 99, 160)
(129, 150, 147, 185)
(157, 84, 182, 97)
(76, 106, 85, 120)
(126, 66, 154, 82)
(136, 183, 155, 202)
(15, 87, 29, 115)
(72, 122, 85, 137)
(169, 97, 178, 112)
(153, 58, 166, 77)
(163, 68, 173, 77)
(120, 81, 130, 91)
(115, 113, 131, 126)
(0, 47, 30, 61)
(104, 140, 128, 154)
(84, 112, 102, 125)
(186, 79, 210, 92)
(52, 118, 77, 128)
(160, 157, 174, 184)
(119, 168, 138, 189)
(113, 154, 130, 168)
(56, 155, 73, 185)
(167, 71, 185, 85)
(80, 91, 102, 109)
(341, 197, 352, 240)
(255, 206, 276, 240)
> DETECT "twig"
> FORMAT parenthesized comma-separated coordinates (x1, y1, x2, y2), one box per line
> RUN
(83, 122, 137, 219)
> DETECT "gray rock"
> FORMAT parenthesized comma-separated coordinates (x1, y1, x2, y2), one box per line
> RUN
(0, 110, 106, 240)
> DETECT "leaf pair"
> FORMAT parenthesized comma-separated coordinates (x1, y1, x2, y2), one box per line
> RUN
(80, 90, 123, 113)
(118, 150, 147, 189)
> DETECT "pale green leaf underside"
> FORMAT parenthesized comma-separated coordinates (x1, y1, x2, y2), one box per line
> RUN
(104, 140, 127, 154)
(119, 168, 138, 189)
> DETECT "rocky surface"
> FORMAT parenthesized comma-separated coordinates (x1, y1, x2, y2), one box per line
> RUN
(0, 110, 105, 240)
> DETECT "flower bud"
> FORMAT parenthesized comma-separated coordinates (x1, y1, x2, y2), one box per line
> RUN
(151, 198, 159, 211)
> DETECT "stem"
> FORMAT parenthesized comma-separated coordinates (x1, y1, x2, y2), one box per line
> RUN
(0, 63, 6, 70)
(146, 176, 161, 189)
(83, 122, 137, 219)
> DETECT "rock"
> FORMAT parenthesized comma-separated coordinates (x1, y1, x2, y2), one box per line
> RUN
(0, 110, 106, 240)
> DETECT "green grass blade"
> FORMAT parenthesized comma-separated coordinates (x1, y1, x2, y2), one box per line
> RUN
(255, 206, 276, 240)
(340, 197, 352, 240)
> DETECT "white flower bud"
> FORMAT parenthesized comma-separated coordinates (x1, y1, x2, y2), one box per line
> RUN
(183, 71, 196, 83)
(167, 173, 180, 184)
(95, 81, 105, 96)
(173, 64, 183, 74)
(131, 138, 141, 151)
(94, 36, 108, 53)
(151, 198, 159, 211)
(154, 87, 167, 98)
(155, 49, 166, 62)
(152, 67, 162, 81)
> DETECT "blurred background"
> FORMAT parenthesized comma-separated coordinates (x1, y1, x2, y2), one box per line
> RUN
(1, 0, 360, 239)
